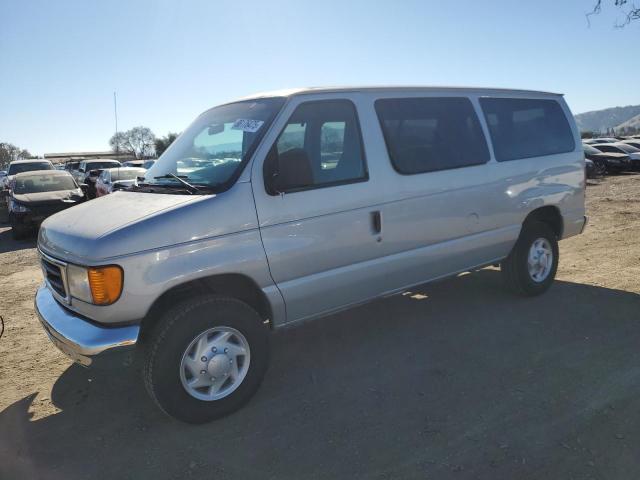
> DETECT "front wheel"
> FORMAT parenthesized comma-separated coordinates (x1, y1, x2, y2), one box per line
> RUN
(500, 221, 559, 296)
(143, 295, 270, 423)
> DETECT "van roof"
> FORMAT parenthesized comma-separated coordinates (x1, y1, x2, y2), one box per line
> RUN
(237, 86, 563, 101)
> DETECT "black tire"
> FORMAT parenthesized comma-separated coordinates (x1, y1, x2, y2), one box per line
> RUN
(500, 220, 559, 296)
(143, 294, 269, 424)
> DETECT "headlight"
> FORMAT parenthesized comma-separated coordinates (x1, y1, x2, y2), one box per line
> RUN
(9, 200, 29, 213)
(67, 264, 123, 305)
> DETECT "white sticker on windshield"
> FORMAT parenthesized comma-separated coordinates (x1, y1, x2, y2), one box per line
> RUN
(231, 119, 264, 133)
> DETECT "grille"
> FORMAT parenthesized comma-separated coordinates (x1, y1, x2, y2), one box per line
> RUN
(41, 256, 67, 299)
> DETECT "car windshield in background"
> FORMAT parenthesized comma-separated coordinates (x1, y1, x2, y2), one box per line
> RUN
(8, 162, 53, 175)
(112, 168, 145, 181)
(594, 145, 623, 153)
(144, 98, 285, 191)
(583, 145, 601, 155)
(14, 174, 77, 194)
(615, 144, 640, 153)
(87, 162, 121, 170)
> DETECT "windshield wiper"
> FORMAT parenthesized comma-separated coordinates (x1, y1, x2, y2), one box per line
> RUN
(153, 173, 201, 194)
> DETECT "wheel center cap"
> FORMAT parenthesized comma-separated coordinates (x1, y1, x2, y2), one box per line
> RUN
(207, 354, 231, 378)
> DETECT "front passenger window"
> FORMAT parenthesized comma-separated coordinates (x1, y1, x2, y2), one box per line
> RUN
(265, 100, 367, 194)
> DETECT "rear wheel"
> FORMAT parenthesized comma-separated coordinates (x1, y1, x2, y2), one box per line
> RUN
(143, 295, 269, 424)
(501, 221, 559, 296)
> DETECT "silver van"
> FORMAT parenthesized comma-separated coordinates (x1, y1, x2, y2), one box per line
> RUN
(35, 87, 587, 423)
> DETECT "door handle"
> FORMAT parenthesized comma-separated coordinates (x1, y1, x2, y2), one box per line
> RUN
(371, 210, 382, 235)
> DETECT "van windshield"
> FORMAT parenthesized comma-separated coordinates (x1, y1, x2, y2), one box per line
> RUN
(143, 98, 285, 193)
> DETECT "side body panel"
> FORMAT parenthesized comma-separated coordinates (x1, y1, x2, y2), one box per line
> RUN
(251, 90, 584, 327)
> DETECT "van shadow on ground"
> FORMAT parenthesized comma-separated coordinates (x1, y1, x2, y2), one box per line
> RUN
(2, 269, 640, 480)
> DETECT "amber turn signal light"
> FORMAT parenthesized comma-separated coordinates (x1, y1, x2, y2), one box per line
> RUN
(87, 266, 123, 305)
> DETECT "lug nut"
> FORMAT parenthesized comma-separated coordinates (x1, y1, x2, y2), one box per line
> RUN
(201, 356, 207, 362)
(224, 348, 228, 353)
(200, 370, 206, 375)
(229, 359, 233, 364)
(212, 347, 217, 353)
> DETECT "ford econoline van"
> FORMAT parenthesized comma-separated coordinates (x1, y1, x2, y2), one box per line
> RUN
(35, 87, 587, 423)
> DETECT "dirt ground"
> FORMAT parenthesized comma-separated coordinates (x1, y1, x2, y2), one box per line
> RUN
(1, 174, 640, 480)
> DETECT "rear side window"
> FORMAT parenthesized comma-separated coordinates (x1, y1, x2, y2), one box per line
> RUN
(480, 98, 575, 161)
(375, 97, 490, 174)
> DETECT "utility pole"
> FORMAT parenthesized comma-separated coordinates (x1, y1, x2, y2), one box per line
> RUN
(113, 91, 119, 157)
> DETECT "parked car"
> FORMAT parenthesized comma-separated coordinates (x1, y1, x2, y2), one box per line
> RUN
(64, 161, 80, 175)
(84, 169, 105, 198)
(592, 143, 640, 169)
(122, 160, 146, 168)
(583, 143, 632, 173)
(74, 159, 122, 186)
(95, 167, 146, 197)
(35, 86, 586, 423)
(621, 139, 640, 150)
(1, 160, 54, 216)
(8, 170, 84, 239)
(143, 159, 156, 169)
(584, 158, 601, 178)
(583, 137, 618, 144)
(2, 159, 54, 191)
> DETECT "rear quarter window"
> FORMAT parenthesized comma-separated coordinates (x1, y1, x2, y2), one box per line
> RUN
(375, 97, 490, 174)
(480, 98, 575, 161)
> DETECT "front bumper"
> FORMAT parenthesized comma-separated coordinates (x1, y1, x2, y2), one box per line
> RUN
(35, 285, 140, 367)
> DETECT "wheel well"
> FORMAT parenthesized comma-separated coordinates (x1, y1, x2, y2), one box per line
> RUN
(524, 206, 563, 239)
(140, 274, 273, 339)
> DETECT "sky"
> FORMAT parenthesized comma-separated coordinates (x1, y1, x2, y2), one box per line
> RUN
(1, 0, 639, 155)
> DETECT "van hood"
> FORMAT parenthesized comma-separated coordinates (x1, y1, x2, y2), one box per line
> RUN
(38, 183, 258, 263)
(38, 191, 210, 262)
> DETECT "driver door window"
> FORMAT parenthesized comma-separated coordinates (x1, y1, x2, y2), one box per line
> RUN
(265, 100, 367, 194)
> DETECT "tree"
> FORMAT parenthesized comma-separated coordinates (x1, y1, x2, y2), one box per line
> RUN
(0, 143, 32, 168)
(589, 1, 640, 26)
(109, 126, 156, 159)
(154, 132, 179, 157)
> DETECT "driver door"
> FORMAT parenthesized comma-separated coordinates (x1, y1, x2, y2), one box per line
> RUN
(251, 97, 384, 324)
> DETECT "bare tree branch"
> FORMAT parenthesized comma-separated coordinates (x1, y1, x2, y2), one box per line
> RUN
(588, 0, 640, 27)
